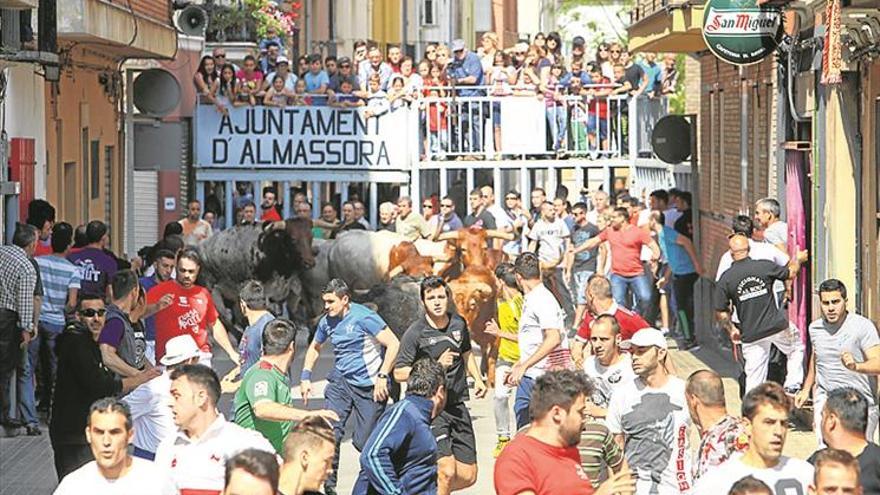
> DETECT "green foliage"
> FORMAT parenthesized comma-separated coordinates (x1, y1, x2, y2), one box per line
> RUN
(668, 53, 687, 114)
(561, 0, 636, 11)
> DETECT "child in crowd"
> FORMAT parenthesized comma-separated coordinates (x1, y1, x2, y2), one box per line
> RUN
(585, 64, 613, 153)
(329, 79, 364, 108)
(544, 63, 568, 154)
(263, 75, 292, 107)
(363, 73, 390, 119)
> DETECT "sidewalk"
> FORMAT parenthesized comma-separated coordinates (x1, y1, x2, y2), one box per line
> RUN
(0, 338, 817, 495)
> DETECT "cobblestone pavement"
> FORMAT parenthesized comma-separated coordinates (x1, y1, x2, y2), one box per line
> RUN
(0, 337, 818, 495)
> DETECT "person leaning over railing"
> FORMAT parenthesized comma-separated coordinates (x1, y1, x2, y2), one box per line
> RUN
(328, 78, 364, 109)
(263, 75, 294, 108)
(236, 55, 263, 106)
(194, 55, 221, 112)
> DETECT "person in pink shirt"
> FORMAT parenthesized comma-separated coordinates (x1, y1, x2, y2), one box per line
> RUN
(236, 55, 264, 106)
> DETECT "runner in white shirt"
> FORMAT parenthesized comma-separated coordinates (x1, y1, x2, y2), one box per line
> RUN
(694, 382, 813, 494)
(582, 315, 635, 421)
(154, 364, 275, 495)
(54, 397, 174, 495)
(507, 252, 571, 430)
(123, 335, 201, 460)
(607, 328, 692, 494)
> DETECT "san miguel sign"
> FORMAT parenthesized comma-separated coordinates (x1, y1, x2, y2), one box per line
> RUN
(702, 0, 784, 66)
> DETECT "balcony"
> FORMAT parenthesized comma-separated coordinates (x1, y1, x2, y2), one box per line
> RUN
(0, 0, 35, 9)
(58, 0, 176, 59)
(628, 0, 707, 53)
(189, 85, 690, 228)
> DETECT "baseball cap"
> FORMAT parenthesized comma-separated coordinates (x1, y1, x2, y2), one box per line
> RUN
(160, 335, 201, 366)
(573, 36, 586, 47)
(513, 42, 529, 53)
(629, 328, 668, 350)
(450, 39, 466, 52)
(338, 56, 352, 65)
(276, 55, 290, 65)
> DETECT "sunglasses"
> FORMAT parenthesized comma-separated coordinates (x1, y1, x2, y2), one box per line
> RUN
(441, 203, 453, 208)
(341, 64, 351, 68)
(79, 308, 106, 317)
(505, 196, 518, 200)
(610, 50, 621, 54)
(423, 203, 433, 208)
(215, 54, 226, 58)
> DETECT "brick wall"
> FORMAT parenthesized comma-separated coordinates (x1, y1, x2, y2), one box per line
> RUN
(110, 0, 171, 25)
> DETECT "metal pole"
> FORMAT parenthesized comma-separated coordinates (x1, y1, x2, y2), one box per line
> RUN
(124, 69, 135, 256)
(739, 66, 748, 212)
(282, 181, 291, 218)
(225, 180, 234, 229)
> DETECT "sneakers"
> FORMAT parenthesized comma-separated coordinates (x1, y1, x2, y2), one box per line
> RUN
(682, 340, 700, 351)
(784, 386, 801, 396)
(493, 436, 511, 458)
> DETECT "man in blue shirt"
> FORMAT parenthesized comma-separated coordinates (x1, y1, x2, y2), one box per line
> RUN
(355, 358, 447, 495)
(139, 249, 175, 365)
(650, 211, 702, 349)
(225, 280, 275, 387)
(301, 278, 400, 495)
(447, 39, 485, 154)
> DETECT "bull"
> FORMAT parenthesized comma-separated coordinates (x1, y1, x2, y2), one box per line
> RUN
(198, 218, 315, 332)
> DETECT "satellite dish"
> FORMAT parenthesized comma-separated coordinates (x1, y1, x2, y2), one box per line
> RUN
(133, 69, 181, 117)
(651, 115, 692, 164)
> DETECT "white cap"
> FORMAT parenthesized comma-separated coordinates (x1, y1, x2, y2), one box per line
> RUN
(629, 328, 668, 350)
(160, 335, 201, 366)
(276, 55, 290, 65)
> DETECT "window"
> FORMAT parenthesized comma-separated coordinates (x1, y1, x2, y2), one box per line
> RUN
(422, 0, 436, 25)
(90, 140, 100, 199)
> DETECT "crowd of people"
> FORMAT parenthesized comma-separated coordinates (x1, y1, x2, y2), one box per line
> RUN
(2, 172, 880, 495)
(194, 33, 677, 157)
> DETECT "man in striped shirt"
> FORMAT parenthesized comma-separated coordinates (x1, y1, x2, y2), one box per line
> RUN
(32, 222, 80, 412)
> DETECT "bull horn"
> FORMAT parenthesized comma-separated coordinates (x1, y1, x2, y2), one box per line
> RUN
(387, 265, 404, 280)
(435, 231, 460, 242)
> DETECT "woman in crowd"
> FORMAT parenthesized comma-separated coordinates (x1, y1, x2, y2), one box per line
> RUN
(545, 31, 563, 64)
(596, 42, 615, 80)
(435, 44, 450, 71)
(479, 32, 500, 74)
(543, 63, 568, 154)
(532, 32, 546, 49)
(400, 57, 423, 97)
(215, 64, 246, 113)
(194, 55, 221, 110)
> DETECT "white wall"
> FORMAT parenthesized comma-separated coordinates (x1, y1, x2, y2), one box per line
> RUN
(4, 64, 48, 199)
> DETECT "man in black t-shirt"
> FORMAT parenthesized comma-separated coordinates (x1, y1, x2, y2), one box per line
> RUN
(463, 188, 496, 230)
(809, 387, 880, 494)
(714, 234, 806, 395)
(394, 276, 487, 495)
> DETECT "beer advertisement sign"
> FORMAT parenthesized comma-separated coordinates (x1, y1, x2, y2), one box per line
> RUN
(702, 0, 784, 66)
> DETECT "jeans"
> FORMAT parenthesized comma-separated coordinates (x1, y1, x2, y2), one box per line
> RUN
(453, 102, 484, 153)
(324, 372, 386, 491)
(672, 272, 698, 343)
(11, 346, 38, 426)
(610, 272, 653, 317)
(29, 321, 63, 408)
(546, 105, 567, 151)
(0, 309, 21, 425)
(513, 376, 536, 430)
(493, 360, 515, 437)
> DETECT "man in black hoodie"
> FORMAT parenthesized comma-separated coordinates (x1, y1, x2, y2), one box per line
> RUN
(50, 295, 159, 481)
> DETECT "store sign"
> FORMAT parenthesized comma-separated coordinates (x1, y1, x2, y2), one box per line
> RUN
(702, 0, 784, 66)
(194, 105, 412, 169)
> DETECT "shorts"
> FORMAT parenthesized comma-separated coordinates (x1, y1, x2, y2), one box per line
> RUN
(432, 401, 477, 464)
(585, 116, 608, 140)
(573, 270, 595, 305)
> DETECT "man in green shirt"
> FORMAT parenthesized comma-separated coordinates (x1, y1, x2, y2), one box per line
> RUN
(394, 196, 431, 241)
(234, 318, 338, 453)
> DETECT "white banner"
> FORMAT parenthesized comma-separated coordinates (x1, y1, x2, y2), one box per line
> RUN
(500, 98, 547, 154)
(194, 105, 412, 169)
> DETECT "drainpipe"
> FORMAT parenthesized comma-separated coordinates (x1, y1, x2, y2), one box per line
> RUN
(740, 66, 749, 212)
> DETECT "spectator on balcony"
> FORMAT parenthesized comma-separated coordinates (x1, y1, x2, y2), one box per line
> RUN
(401, 57, 423, 97)
(641, 53, 664, 98)
(608, 42, 623, 66)
(596, 42, 615, 80)
(387, 45, 403, 73)
(543, 63, 568, 155)
(236, 55, 263, 106)
(489, 52, 514, 156)
(479, 32, 500, 74)
(585, 64, 613, 152)
(533, 32, 546, 49)
(363, 74, 390, 120)
(194, 55, 220, 109)
(424, 85, 448, 159)
(430, 197, 464, 240)
(260, 187, 282, 223)
(263, 75, 293, 107)
(660, 54, 678, 96)
(359, 45, 393, 93)
(329, 79, 364, 109)
(212, 48, 237, 73)
(260, 42, 281, 75)
(510, 41, 529, 73)
(291, 79, 309, 106)
(435, 44, 451, 71)
(621, 49, 649, 97)
(545, 31, 563, 64)
(571, 36, 587, 65)
(216, 64, 246, 113)
(423, 42, 438, 64)
(387, 76, 412, 112)
(263, 56, 297, 92)
(324, 55, 338, 79)
(517, 45, 546, 92)
(560, 59, 591, 91)
(259, 26, 286, 57)
(296, 55, 309, 78)
(328, 56, 359, 95)
(448, 39, 486, 153)
(303, 54, 329, 94)
(353, 39, 368, 67)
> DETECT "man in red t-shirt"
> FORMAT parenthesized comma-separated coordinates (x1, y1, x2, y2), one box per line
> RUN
(494, 369, 635, 495)
(570, 275, 650, 367)
(146, 248, 239, 369)
(260, 187, 283, 222)
(574, 207, 659, 318)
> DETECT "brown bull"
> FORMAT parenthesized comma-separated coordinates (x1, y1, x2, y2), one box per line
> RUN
(387, 241, 434, 279)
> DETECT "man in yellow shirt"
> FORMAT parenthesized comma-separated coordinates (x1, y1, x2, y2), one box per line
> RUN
(484, 263, 522, 457)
